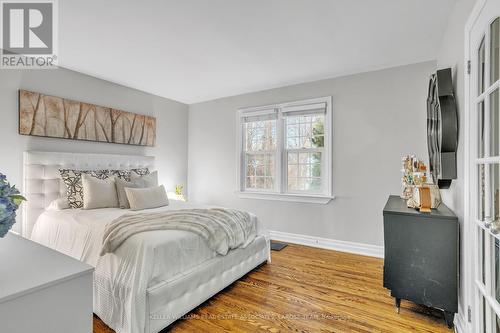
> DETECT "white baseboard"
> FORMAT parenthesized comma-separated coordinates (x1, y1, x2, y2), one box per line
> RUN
(454, 312, 466, 333)
(269, 230, 384, 258)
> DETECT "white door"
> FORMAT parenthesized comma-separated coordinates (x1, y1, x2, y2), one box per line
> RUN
(469, 0, 500, 331)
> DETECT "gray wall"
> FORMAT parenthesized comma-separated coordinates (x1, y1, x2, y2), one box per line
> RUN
(0, 68, 189, 234)
(188, 61, 435, 247)
(435, 0, 477, 323)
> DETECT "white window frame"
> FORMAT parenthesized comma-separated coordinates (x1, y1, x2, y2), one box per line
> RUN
(236, 96, 334, 204)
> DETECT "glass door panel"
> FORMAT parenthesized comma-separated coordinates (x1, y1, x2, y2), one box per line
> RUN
(491, 18, 499, 85)
(490, 89, 499, 156)
(475, 13, 500, 333)
(484, 293, 496, 333)
(480, 164, 486, 221)
(491, 164, 500, 232)
(483, 227, 487, 283)
(481, 101, 486, 158)
(496, 238, 500, 302)
(481, 36, 487, 95)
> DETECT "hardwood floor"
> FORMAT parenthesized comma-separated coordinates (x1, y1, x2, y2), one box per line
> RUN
(93, 244, 453, 333)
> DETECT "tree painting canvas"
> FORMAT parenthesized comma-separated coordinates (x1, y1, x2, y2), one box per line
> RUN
(18, 90, 156, 147)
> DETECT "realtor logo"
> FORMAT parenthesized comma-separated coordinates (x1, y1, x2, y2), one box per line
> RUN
(1, 0, 58, 68)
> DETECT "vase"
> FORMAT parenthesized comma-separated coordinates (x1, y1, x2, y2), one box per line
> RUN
(401, 185, 414, 200)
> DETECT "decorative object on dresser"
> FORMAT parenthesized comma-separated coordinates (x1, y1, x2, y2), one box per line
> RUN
(383, 195, 458, 328)
(416, 187, 432, 212)
(406, 183, 442, 211)
(18, 90, 156, 146)
(0, 173, 25, 237)
(400, 155, 428, 200)
(0, 233, 94, 333)
(427, 68, 458, 189)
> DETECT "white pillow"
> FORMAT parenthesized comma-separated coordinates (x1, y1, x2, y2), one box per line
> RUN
(82, 174, 119, 210)
(47, 197, 70, 211)
(115, 177, 143, 209)
(130, 171, 158, 188)
(125, 185, 169, 211)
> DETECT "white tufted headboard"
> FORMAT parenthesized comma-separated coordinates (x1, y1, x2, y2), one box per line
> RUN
(22, 151, 155, 238)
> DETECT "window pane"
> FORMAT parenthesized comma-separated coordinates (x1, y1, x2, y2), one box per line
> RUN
(480, 102, 485, 158)
(481, 296, 489, 333)
(490, 89, 499, 157)
(245, 120, 276, 152)
(478, 163, 500, 227)
(299, 164, 310, 177)
(487, 164, 500, 226)
(491, 18, 500, 85)
(496, 238, 500, 303)
(309, 178, 322, 191)
(479, 36, 486, 95)
(312, 163, 321, 177)
(265, 177, 274, 189)
(288, 164, 298, 178)
(299, 152, 309, 164)
(285, 114, 325, 149)
(481, 228, 485, 284)
(480, 164, 486, 221)
(287, 124, 299, 137)
(287, 138, 299, 149)
(245, 153, 275, 190)
(483, 296, 487, 333)
(287, 152, 322, 192)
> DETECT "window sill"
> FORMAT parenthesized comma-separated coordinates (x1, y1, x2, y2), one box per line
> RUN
(235, 191, 334, 204)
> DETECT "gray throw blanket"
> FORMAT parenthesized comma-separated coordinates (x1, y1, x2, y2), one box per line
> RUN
(100, 208, 257, 256)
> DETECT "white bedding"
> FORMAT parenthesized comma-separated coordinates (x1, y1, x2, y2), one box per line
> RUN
(31, 201, 265, 333)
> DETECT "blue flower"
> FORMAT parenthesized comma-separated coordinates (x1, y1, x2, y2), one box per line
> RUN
(0, 198, 15, 220)
(0, 173, 26, 238)
(0, 215, 16, 238)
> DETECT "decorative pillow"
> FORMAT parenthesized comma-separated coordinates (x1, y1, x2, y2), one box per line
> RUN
(47, 197, 70, 211)
(108, 168, 149, 182)
(109, 169, 132, 181)
(59, 169, 110, 208)
(131, 168, 150, 176)
(115, 177, 143, 209)
(81, 174, 118, 210)
(125, 185, 169, 211)
(130, 170, 158, 188)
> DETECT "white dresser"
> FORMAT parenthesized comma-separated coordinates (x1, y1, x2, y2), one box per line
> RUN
(0, 232, 94, 333)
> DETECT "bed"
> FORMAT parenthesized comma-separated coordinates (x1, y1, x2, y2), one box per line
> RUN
(23, 151, 270, 333)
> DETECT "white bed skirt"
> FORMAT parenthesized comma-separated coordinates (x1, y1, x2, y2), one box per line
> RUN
(94, 235, 270, 333)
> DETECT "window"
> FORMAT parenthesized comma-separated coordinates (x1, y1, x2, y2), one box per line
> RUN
(243, 113, 277, 191)
(237, 97, 333, 204)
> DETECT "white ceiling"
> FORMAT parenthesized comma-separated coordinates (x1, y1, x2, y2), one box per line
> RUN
(59, 0, 456, 104)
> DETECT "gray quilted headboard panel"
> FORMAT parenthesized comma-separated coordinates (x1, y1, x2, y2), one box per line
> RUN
(22, 151, 155, 238)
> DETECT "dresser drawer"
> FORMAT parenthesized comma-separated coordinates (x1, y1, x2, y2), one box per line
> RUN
(0, 233, 94, 333)
(0, 272, 93, 333)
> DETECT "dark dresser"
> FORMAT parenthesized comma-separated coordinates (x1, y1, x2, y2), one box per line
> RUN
(383, 195, 458, 328)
